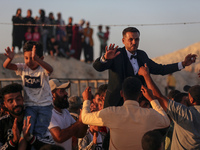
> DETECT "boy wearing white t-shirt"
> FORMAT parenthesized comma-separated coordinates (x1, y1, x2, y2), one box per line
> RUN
(3, 41, 53, 138)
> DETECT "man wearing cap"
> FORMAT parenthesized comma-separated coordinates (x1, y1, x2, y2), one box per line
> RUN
(138, 64, 200, 149)
(48, 79, 87, 150)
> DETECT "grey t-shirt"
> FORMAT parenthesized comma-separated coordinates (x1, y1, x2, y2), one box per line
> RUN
(167, 99, 200, 149)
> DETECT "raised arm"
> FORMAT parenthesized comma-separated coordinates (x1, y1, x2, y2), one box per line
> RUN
(81, 87, 105, 126)
(32, 45, 53, 75)
(138, 64, 169, 111)
(141, 85, 170, 126)
(49, 120, 87, 143)
(93, 44, 120, 72)
(3, 47, 18, 70)
(182, 53, 197, 67)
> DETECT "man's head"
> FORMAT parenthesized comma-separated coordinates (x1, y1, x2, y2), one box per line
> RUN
(167, 90, 180, 100)
(93, 92, 100, 104)
(23, 41, 43, 70)
(98, 25, 102, 31)
(142, 130, 163, 150)
(49, 79, 70, 109)
(68, 17, 73, 24)
(27, 9, 32, 17)
(68, 96, 83, 112)
(16, 8, 21, 16)
(188, 85, 200, 105)
(174, 93, 189, 106)
(49, 12, 54, 19)
(98, 84, 108, 102)
(122, 77, 142, 101)
(57, 12, 61, 20)
(0, 83, 24, 116)
(122, 27, 140, 54)
(139, 95, 151, 108)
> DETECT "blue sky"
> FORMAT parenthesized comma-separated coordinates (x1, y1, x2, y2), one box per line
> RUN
(0, 0, 200, 59)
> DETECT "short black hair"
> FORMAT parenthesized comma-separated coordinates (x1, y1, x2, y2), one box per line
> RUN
(23, 41, 43, 58)
(142, 130, 163, 150)
(98, 84, 108, 96)
(188, 85, 200, 105)
(98, 25, 102, 30)
(122, 77, 141, 100)
(0, 83, 23, 101)
(167, 90, 180, 99)
(27, 9, 32, 15)
(174, 93, 188, 103)
(122, 27, 140, 37)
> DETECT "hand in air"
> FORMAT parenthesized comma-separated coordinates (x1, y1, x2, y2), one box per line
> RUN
(104, 44, 120, 60)
(82, 87, 92, 101)
(4, 47, 15, 60)
(182, 54, 197, 67)
(138, 63, 149, 77)
(32, 45, 39, 61)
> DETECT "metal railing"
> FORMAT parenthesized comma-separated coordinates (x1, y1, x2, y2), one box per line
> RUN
(0, 78, 108, 96)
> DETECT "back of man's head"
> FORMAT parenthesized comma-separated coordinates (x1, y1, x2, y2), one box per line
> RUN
(98, 84, 108, 96)
(0, 83, 23, 101)
(188, 85, 200, 105)
(122, 27, 140, 37)
(167, 90, 180, 100)
(23, 41, 43, 58)
(122, 77, 141, 100)
(174, 93, 188, 103)
(142, 130, 163, 150)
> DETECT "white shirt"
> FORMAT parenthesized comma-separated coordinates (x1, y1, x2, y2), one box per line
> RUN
(82, 100, 170, 150)
(48, 109, 76, 150)
(125, 49, 139, 75)
(15, 63, 52, 106)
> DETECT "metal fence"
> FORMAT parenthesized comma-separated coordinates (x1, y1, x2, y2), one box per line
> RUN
(0, 78, 108, 97)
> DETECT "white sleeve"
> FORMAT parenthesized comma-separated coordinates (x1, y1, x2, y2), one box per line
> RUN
(150, 100, 170, 127)
(82, 100, 104, 126)
(178, 62, 184, 70)
(15, 63, 25, 76)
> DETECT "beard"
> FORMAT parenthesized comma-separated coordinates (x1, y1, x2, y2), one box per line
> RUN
(53, 94, 69, 109)
(9, 105, 24, 116)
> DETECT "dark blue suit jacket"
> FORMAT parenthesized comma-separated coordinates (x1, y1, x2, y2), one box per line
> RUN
(93, 47, 180, 107)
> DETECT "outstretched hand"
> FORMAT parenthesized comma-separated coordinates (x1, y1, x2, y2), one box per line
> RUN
(93, 132, 97, 144)
(4, 47, 15, 60)
(82, 87, 92, 101)
(32, 45, 39, 61)
(104, 44, 120, 60)
(182, 54, 197, 67)
(23, 116, 32, 141)
(138, 63, 149, 77)
(141, 85, 154, 102)
(12, 118, 20, 143)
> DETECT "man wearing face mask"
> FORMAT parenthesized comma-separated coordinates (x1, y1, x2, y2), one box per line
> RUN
(48, 79, 87, 150)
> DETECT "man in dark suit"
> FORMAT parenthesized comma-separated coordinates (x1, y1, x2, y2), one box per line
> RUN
(93, 27, 196, 108)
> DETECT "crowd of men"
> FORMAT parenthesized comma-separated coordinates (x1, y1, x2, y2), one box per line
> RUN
(12, 8, 110, 62)
(1, 17, 200, 150)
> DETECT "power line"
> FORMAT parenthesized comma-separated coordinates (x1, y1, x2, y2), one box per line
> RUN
(1, 21, 200, 27)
